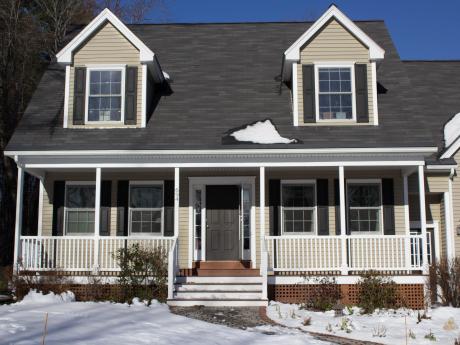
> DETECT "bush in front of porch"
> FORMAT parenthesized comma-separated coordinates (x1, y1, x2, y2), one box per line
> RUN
(357, 271, 399, 313)
(115, 243, 168, 303)
(428, 257, 460, 307)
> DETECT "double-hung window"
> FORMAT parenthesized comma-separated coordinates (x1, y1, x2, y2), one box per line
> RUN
(281, 182, 316, 234)
(65, 183, 95, 235)
(129, 183, 163, 235)
(347, 181, 382, 233)
(317, 66, 354, 121)
(87, 68, 124, 123)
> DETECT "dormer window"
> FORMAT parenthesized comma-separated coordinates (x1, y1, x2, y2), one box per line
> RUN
(86, 67, 125, 123)
(316, 65, 355, 121)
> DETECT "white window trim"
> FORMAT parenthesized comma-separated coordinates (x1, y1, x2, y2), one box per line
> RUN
(64, 181, 96, 236)
(314, 62, 356, 123)
(85, 65, 126, 125)
(128, 180, 164, 237)
(280, 179, 317, 236)
(346, 179, 383, 235)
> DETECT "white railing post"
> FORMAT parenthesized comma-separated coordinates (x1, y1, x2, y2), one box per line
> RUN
(13, 165, 24, 274)
(93, 167, 101, 273)
(418, 165, 429, 274)
(339, 166, 348, 275)
(259, 167, 268, 299)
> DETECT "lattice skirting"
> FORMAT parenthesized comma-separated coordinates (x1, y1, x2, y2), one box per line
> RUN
(268, 283, 425, 310)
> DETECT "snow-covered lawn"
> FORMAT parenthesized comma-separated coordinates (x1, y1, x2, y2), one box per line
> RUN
(267, 301, 460, 345)
(0, 291, 331, 345)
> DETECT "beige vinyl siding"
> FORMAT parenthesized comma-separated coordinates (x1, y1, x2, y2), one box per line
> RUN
(440, 196, 446, 258)
(68, 22, 142, 128)
(297, 19, 374, 126)
(408, 173, 449, 194)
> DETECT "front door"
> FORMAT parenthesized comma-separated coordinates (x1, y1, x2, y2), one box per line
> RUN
(206, 185, 240, 260)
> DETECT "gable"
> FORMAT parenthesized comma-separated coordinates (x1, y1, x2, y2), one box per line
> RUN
(74, 21, 140, 64)
(300, 19, 369, 62)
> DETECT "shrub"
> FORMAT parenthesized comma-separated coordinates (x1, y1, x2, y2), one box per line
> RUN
(357, 271, 398, 313)
(0, 266, 11, 293)
(13, 270, 70, 300)
(300, 276, 341, 311)
(115, 243, 168, 303)
(428, 258, 460, 307)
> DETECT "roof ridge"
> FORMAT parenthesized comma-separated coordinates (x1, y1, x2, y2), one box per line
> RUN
(128, 19, 384, 26)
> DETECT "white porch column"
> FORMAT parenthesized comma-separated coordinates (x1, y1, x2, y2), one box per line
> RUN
(13, 166, 24, 274)
(37, 178, 45, 236)
(445, 170, 456, 259)
(259, 167, 266, 241)
(418, 165, 429, 273)
(339, 166, 348, 275)
(174, 167, 180, 238)
(93, 167, 101, 272)
(403, 173, 412, 270)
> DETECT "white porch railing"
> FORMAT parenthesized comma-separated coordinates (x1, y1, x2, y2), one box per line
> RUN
(19, 236, 176, 272)
(265, 236, 343, 271)
(266, 234, 425, 272)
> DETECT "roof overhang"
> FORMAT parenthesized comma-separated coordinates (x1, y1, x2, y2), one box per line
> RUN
(56, 8, 155, 65)
(283, 5, 385, 80)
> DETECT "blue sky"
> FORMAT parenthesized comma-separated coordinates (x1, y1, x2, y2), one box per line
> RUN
(147, 0, 460, 60)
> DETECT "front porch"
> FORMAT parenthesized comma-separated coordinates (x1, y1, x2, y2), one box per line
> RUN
(11, 151, 448, 305)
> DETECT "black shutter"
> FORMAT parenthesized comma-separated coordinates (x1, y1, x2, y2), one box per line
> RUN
(302, 64, 315, 123)
(116, 181, 129, 236)
(163, 180, 174, 237)
(52, 181, 65, 236)
(100, 181, 112, 236)
(355, 63, 369, 123)
(382, 178, 395, 235)
(125, 66, 138, 125)
(269, 180, 281, 236)
(73, 67, 86, 125)
(317, 179, 329, 235)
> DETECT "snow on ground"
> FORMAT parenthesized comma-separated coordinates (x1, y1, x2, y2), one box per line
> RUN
(229, 120, 297, 144)
(0, 290, 331, 345)
(267, 301, 460, 345)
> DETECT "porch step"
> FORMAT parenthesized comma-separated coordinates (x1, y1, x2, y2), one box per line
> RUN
(174, 291, 262, 299)
(167, 299, 268, 307)
(169, 275, 266, 307)
(175, 283, 262, 292)
(196, 268, 260, 277)
(195, 261, 251, 270)
(176, 276, 262, 284)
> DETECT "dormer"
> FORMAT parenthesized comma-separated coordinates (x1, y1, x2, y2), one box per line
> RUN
(283, 5, 385, 127)
(57, 9, 164, 128)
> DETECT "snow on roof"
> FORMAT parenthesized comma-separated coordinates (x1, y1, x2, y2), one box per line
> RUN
(229, 119, 298, 144)
(444, 112, 460, 148)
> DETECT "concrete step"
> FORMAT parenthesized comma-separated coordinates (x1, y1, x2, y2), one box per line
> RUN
(174, 291, 262, 299)
(175, 283, 262, 292)
(176, 276, 262, 284)
(167, 299, 268, 307)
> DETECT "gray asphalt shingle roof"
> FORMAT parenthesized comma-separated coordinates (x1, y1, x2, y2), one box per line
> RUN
(6, 21, 459, 152)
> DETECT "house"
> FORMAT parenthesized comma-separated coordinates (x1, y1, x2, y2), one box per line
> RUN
(5, 5, 460, 308)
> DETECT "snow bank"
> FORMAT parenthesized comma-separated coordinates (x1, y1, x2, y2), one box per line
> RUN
(19, 289, 75, 305)
(267, 302, 460, 345)
(229, 120, 297, 144)
(444, 112, 460, 148)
